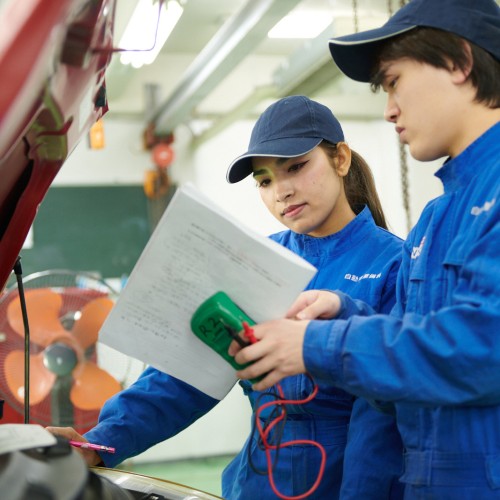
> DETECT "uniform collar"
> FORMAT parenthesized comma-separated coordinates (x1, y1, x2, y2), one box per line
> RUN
(435, 121, 500, 193)
(288, 205, 377, 257)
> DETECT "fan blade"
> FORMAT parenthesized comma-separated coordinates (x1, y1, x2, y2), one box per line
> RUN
(7, 288, 70, 346)
(71, 297, 114, 349)
(70, 362, 121, 410)
(5, 350, 56, 405)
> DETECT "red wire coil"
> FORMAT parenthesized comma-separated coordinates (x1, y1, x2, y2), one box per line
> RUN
(242, 321, 326, 499)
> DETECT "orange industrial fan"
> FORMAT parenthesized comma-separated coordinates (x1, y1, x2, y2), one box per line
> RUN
(0, 270, 130, 432)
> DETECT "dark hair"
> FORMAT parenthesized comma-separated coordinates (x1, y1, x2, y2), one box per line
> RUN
(319, 141, 388, 230)
(370, 27, 500, 108)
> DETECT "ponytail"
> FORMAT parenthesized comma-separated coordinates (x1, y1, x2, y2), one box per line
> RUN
(320, 141, 388, 230)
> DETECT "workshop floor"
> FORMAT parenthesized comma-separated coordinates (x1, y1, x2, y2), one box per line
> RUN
(118, 454, 234, 498)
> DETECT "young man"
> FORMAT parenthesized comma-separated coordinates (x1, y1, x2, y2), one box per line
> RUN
(230, 0, 500, 497)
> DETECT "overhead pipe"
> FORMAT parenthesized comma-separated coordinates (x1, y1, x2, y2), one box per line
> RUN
(191, 23, 344, 148)
(190, 85, 276, 149)
(150, 0, 302, 134)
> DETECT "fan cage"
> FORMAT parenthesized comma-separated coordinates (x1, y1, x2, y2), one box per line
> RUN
(0, 269, 144, 432)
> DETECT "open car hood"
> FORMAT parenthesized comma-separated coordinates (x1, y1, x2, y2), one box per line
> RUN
(0, 0, 116, 290)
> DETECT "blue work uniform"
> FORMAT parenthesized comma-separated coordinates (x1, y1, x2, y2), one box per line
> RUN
(86, 207, 404, 499)
(304, 122, 500, 499)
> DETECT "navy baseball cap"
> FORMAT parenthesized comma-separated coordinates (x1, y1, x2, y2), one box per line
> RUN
(226, 95, 344, 184)
(328, 0, 500, 82)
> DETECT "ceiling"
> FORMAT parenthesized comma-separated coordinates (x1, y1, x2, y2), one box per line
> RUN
(106, 0, 396, 145)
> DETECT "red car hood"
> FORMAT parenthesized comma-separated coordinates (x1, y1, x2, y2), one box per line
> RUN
(0, 0, 115, 289)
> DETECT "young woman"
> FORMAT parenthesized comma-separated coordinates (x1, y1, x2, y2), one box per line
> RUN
(224, 95, 404, 499)
(48, 96, 404, 499)
(231, 1, 500, 498)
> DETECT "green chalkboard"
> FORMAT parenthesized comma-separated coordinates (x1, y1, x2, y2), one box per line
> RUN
(20, 186, 152, 279)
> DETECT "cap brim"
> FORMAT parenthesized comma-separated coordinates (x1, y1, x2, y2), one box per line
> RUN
(329, 24, 415, 82)
(226, 137, 322, 184)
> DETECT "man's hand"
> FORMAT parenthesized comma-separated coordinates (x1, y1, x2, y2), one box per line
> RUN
(286, 290, 341, 320)
(228, 318, 310, 391)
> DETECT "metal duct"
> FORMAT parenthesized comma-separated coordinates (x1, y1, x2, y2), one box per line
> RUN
(191, 23, 344, 148)
(150, 0, 302, 134)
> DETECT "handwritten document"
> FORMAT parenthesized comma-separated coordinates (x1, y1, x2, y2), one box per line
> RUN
(100, 184, 317, 400)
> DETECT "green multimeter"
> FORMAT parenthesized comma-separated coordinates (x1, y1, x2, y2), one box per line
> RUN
(191, 291, 258, 377)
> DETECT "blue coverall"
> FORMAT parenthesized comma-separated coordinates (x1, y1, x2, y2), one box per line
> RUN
(86, 206, 405, 499)
(304, 122, 500, 499)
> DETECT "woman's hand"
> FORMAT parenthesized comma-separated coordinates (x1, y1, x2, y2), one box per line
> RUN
(46, 426, 102, 466)
(228, 318, 310, 391)
(286, 290, 341, 320)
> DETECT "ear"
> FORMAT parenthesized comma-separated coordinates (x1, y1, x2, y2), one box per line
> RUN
(334, 142, 352, 177)
(450, 41, 473, 84)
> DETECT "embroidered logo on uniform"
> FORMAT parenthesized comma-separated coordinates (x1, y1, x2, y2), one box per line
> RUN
(344, 273, 382, 282)
(411, 236, 426, 260)
(471, 198, 496, 216)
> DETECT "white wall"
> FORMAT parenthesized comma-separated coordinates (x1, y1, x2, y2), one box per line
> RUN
(56, 111, 443, 464)
(53, 118, 148, 186)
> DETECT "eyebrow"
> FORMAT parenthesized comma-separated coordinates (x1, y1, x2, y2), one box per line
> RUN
(371, 67, 387, 88)
(252, 157, 290, 177)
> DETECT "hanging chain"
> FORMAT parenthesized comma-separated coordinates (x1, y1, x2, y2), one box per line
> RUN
(399, 143, 412, 233)
(392, 0, 412, 233)
(387, 0, 393, 16)
(352, 0, 359, 33)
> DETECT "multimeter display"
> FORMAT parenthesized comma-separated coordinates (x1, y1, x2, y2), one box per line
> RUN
(191, 291, 256, 374)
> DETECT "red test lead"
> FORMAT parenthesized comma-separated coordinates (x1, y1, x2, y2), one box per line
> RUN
(242, 321, 258, 344)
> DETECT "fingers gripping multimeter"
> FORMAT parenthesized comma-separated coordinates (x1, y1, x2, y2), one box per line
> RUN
(190, 291, 257, 375)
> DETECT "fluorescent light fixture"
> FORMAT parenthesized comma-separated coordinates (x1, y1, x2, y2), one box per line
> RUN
(120, 0, 183, 68)
(268, 11, 332, 39)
